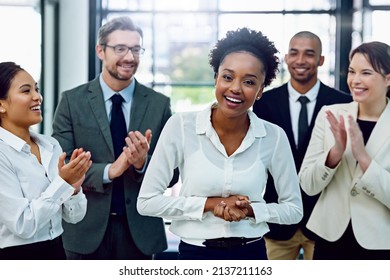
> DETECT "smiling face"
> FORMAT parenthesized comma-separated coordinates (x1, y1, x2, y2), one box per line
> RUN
(96, 30, 142, 89)
(285, 36, 324, 90)
(214, 51, 264, 120)
(348, 52, 390, 106)
(0, 70, 42, 131)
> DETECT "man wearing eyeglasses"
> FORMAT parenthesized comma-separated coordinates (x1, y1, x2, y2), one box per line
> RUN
(52, 16, 176, 260)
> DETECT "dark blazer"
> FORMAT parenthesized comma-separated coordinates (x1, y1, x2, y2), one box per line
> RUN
(52, 77, 173, 256)
(253, 82, 352, 241)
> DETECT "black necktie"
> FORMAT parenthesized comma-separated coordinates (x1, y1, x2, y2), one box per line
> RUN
(297, 96, 310, 151)
(110, 94, 127, 215)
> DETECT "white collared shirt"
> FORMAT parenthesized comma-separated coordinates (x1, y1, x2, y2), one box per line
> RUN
(99, 75, 139, 183)
(0, 127, 87, 249)
(288, 80, 320, 148)
(137, 104, 303, 245)
(99, 74, 134, 129)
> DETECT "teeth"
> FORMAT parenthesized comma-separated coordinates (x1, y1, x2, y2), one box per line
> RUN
(353, 88, 365, 93)
(120, 64, 133, 69)
(225, 96, 243, 103)
(31, 106, 40, 111)
(295, 68, 306, 73)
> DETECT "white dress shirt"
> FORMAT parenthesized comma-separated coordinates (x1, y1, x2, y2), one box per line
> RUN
(288, 80, 320, 148)
(100, 74, 135, 183)
(0, 127, 87, 249)
(137, 104, 303, 246)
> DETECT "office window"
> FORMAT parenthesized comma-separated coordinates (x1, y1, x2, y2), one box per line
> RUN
(369, 11, 390, 43)
(100, 0, 339, 113)
(0, 2, 41, 81)
(352, 0, 390, 47)
(219, 0, 336, 11)
(369, 0, 390, 4)
(0, 0, 41, 131)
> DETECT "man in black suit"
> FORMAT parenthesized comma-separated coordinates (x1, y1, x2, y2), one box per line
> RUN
(52, 17, 176, 259)
(253, 31, 352, 260)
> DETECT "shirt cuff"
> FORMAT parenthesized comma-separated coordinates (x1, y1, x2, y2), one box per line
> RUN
(135, 156, 148, 174)
(103, 164, 112, 183)
(43, 176, 74, 205)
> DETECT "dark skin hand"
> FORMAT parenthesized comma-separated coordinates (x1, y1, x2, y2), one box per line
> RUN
(205, 195, 253, 222)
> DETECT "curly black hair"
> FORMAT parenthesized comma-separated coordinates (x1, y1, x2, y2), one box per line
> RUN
(209, 27, 279, 87)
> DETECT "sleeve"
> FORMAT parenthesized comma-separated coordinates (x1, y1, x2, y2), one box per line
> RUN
(0, 155, 75, 239)
(137, 114, 206, 221)
(354, 153, 390, 209)
(252, 127, 303, 225)
(62, 189, 87, 224)
(299, 106, 339, 195)
(52, 91, 108, 193)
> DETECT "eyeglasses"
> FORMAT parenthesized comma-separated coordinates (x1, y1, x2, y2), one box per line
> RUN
(103, 44, 145, 57)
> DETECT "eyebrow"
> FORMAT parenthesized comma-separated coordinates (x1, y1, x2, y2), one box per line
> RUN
(222, 68, 259, 79)
(18, 82, 38, 89)
(348, 66, 374, 72)
(289, 48, 316, 54)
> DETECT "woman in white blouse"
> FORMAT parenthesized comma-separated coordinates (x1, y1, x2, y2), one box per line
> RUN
(137, 28, 303, 260)
(0, 62, 91, 259)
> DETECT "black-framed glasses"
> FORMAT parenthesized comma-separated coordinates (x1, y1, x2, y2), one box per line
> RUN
(103, 44, 145, 57)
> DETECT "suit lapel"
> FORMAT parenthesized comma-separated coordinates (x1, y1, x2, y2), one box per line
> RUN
(278, 87, 295, 145)
(312, 83, 327, 127)
(87, 78, 114, 155)
(129, 81, 150, 131)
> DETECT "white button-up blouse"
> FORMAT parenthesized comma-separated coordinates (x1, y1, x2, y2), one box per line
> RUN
(137, 104, 302, 244)
(0, 127, 87, 249)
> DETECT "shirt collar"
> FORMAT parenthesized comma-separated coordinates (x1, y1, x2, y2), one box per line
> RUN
(99, 74, 135, 103)
(196, 103, 266, 138)
(0, 127, 53, 153)
(287, 79, 320, 102)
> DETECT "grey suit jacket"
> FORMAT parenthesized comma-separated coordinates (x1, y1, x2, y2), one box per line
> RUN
(52, 77, 172, 255)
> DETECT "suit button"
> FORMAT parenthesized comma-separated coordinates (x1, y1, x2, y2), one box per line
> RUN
(351, 188, 358, 196)
(125, 198, 131, 204)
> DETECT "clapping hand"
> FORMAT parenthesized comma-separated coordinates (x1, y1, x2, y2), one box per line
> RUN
(123, 129, 152, 169)
(325, 111, 371, 171)
(58, 148, 92, 194)
(326, 110, 347, 160)
(347, 115, 371, 171)
(109, 129, 152, 180)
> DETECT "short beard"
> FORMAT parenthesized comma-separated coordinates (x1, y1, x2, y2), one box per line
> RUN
(292, 73, 314, 84)
(107, 68, 130, 81)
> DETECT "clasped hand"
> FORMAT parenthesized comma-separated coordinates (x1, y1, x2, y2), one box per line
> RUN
(109, 129, 152, 180)
(213, 195, 252, 222)
(58, 148, 92, 194)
